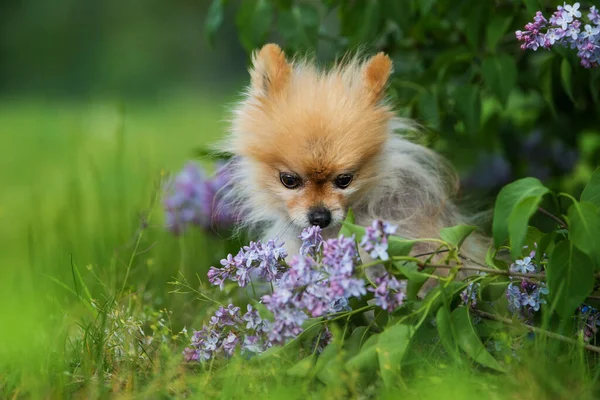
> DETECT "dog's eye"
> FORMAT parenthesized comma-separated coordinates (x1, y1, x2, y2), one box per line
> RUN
(280, 172, 302, 189)
(334, 174, 353, 189)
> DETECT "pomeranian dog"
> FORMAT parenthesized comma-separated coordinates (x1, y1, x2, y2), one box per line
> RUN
(218, 43, 487, 277)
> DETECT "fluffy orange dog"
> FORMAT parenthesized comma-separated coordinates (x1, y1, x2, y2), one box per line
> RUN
(219, 43, 486, 269)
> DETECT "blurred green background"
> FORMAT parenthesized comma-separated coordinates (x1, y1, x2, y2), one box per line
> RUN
(1, 0, 599, 397)
(0, 1, 252, 395)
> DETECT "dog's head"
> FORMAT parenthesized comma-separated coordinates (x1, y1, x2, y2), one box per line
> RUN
(227, 44, 395, 233)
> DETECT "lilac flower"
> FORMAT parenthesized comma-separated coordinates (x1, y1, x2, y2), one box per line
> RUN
(517, 3, 600, 68)
(507, 283, 524, 313)
(322, 235, 358, 275)
(510, 256, 536, 274)
(163, 161, 236, 234)
(564, 2, 582, 19)
(299, 225, 324, 257)
(581, 24, 600, 39)
(242, 305, 262, 330)
(460, 282, 480, 308)
(208, 239, 287, 288)
(359, 220, 398, 261)
(183, 303, 272, 363)
(222, 332, 239, 356)
(578, 305, 600, 342)
(368, 273, 407, 311)
(188, 220, 416, 362)
(506, 281, 548, 321)
(589, 6, 600, 25)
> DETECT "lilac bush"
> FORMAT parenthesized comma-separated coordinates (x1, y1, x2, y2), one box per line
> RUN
(516, 3, 600, 68)
(163, 161, 236, 234)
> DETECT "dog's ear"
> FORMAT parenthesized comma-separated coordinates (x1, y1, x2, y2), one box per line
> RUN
(362, 52, 393, 104)
(250, 43, 291, 96)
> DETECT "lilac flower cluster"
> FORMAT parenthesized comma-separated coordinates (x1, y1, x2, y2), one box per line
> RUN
(516, 3, 600, 68)
(460, 282, 481, 309)
(208, 239, 288, 289)
(368, 273, 407, 311)
(577, 305, 600, 342)
(186, 219, 410, 363)
(360, 220, 398, 261)
(262, 232, 367, 345)
(505, 248, 549, 322)
(163, 161, 236, 234)
(183, 304, 271, 362)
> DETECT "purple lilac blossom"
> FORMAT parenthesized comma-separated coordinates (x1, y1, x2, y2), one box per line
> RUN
(208, 239, 288, 289)
(368, 273, 407, 311)
(164, 161, 236, 234)
(183, 304, 272, 362)
(261, 230, 367, 344)
(359, 220, 399, 261)
(188, 221, 411, 361)
(578, 305, 600, 342)
(460, 282, 480, 308)
(299, 225, 324, 257)
(516, 3, 600, 68)
(505, 248, 549, 322)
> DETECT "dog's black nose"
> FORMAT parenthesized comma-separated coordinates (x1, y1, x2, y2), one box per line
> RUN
(308, 207, 332, 228)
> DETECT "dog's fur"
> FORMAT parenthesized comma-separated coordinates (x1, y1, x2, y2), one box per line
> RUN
(217, 44, 488, 279)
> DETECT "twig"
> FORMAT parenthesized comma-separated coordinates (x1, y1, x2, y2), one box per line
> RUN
(472, 309, 600, 355)
(458, 254, 490, 269)
(537, 207, 568, 229)
(419, 263, 546, 280)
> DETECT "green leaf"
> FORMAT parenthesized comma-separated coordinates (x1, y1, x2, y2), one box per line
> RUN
(393, 261, 430, 281)
(340, 0, 383, 48)
(205, 0, 226, 47)
(277, 3, 319, 50)
(523, 0, 542, 14)
(535, 231, 556, 265)
(463, 2, 488, 50)
(345, 334, 379, 371)
(436, 306, 462, 363)
(453, 85, 481, 136)
(451, 307, 505, 372)
(560, 58, 575, 102)
(286, 355, 315, 377)
(508, 196, 546, 259)
(492, 178, 550, 249)
(481, 54, 517, 107)
(377, 324, 414, 388)
(547, 241, 595, 318)
(480, 281, 509, 302)
(418, 89, 440, 129)
(235, 0, 274, 53)
(343, 326, 370, 360)
(339, 209, 356, 238)
(581, 167, 600, 208)
(485, 15, 513, 53)
(567, 202, 600, 268)
(439, 225, 477, 249)
(418, 0, 437, 15)
(540, 56, 557, 116)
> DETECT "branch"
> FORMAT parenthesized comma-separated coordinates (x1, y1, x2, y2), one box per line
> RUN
(537, 207, 568, 229)
(472, 309, 600, 355)
(419, 263, 546, 280)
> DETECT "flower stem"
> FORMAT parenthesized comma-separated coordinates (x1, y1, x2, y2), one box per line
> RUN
(537, 207, 568, 229)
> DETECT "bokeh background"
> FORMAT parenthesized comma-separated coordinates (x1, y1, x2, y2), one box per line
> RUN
(1, 0, 599, 397)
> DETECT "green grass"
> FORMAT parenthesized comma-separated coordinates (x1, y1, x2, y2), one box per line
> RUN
(0, 96, 598, 399)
